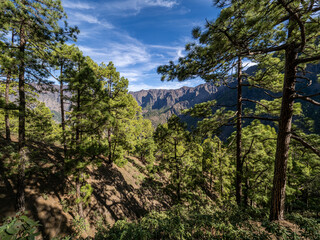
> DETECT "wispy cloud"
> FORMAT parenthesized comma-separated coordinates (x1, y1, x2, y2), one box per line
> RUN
(105, 0, 179, 15)
(72, 20, 190, 91)
(78, 37, 185, 86)
(129, 79, 203, 92)
(63, 0, 95, 10)
(71, 12, 114, 29)
(145, 0, 178, 8)
(78, 41, 150, 68)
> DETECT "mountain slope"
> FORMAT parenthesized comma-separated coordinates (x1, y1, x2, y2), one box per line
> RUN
(130, 83, 221, 125)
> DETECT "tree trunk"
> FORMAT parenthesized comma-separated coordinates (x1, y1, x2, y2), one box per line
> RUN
(75, 86, 84, 218)
(60, 66, 66, 157)
(16, 22, 26, 212)
(5, 31, 14, 142)
(236, 56, 243, 206)
(244, 177, 249, 207)
(175, 140, 181, 203)
(5, 73, 11, 142)
(219, 158, 223, 196)
(270, 44, 297, 221)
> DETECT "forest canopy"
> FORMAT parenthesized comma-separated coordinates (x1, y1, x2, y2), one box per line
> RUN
(1, 0, 320, 239)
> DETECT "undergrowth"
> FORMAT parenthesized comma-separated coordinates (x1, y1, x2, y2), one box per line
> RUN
(94, 205, 320, 240)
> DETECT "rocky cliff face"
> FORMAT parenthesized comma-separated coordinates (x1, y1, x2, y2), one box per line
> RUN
(131, 83, 218, 109)
(130, 83, 221, 125)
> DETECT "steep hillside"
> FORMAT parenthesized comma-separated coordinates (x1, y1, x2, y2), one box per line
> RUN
(0, 137, 170, 239)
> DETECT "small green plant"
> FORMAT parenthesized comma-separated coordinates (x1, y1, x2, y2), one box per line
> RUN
(60, 198, 70, 213)
(0, 212, 40, 240)
(72, 215, 88, 237)
(42, 192, 49, 200)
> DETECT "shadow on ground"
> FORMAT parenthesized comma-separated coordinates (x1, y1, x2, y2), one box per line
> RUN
(0, 136, 172, 238)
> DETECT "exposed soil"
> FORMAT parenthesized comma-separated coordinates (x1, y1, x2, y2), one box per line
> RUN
(0, 136, 170, 239)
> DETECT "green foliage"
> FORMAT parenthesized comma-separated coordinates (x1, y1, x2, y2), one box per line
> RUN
(26, 101, 60, 142)
(154, 115, 203, 204)
(96, 206, 295, 240)
(0, 213, 40, 240)
(134, 117, 156, 166)
(202, 136, 232, 198)
(288, 213, 320, 240)
(229, 120, 277, 207)
(262, 221, 300, 240)
(71, 215, 88, 238)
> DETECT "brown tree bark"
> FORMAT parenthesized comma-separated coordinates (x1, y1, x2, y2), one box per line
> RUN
(5, 73, 11, 142)
(16, 22, 26, 212)
(60, 65, 66, 157)
(5, 31, 15, 142)
(270, 43, 297, 220)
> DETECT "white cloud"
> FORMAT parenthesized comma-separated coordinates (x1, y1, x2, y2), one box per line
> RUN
(109, 42, 150, 67)
(243, 60, 257, 70)
(62, 0, 94, 9)
(76, 27, 193, 91)
(129, 79, 203, 92)
(105, 0, 179, 15)
(145, 0, 178, 8)
(78, 41, 150, 68)
(71, 12, 114, 29)
(129, 83, 156, 91)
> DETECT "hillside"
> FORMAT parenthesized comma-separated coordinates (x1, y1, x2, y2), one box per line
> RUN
(0, 137, 170, 239)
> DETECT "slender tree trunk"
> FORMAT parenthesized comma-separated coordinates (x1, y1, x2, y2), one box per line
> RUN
(175, 140, 181, 203)
(210, 169, 213, 191)
(219, 159, 223, 196)
(107, 79, 113, 165)
(5, 73, 11, 142)
(5, 31, 14, 142)
(60, 65, 66, 157)
(16, 22, 26, 212)
(270, 44, 297, 221)
(75, 87, 84, 218)
(244, 177, 249, 207)
(236, 56, 243, 206)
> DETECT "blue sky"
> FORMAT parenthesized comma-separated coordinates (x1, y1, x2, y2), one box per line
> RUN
(61, 0, 220, 91)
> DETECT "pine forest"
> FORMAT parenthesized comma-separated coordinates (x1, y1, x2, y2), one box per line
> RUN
(0, 0, 320, 239)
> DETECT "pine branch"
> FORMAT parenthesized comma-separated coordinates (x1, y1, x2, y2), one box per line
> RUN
(294, 94, 320, 106)
(242, 137, 255, 164)
(291, 134, 320, 157)
(242, 116, 279, 121)
(242, 98, 269, 110)
(296, 54, 320, 64)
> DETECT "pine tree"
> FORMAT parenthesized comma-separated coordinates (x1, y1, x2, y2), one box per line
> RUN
(160, 0, 320, 219)
(51, 43, 79, 157)
(154, 115, 203, 203)
(1, 0, 76, 212)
